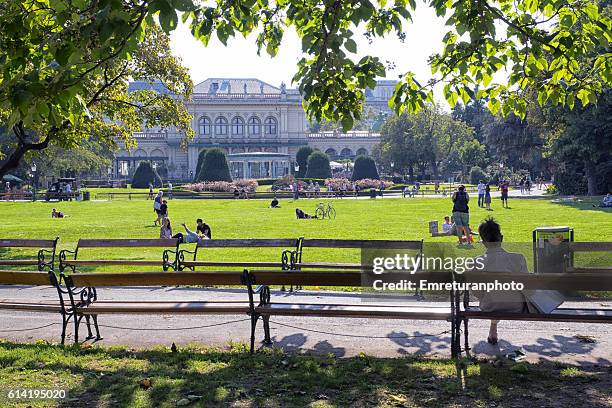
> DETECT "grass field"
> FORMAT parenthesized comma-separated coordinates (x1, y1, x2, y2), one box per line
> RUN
(0, 196, 610, 273)
(0, 340, 609, 408)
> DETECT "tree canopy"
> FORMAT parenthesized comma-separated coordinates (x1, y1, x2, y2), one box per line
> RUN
(305, 151, 332, 178)
(197, 148, 232, 182)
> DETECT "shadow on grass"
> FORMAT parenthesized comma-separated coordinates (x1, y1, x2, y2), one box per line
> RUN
(0, 340, 610, 408)
(550, 197, 612, 213)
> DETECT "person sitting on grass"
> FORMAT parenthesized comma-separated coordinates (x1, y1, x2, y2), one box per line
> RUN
(442, 216, 453, 233)
(51, 208, 65, 218)
(196, 218, 211, 239)
(473, 217, 529, 345)
(594, 193, 612, 208)
(295, 208, 315, 219)
(160, 217, 173, 239)
(270, 195, 280, 208)
(172, 222, 208, 244)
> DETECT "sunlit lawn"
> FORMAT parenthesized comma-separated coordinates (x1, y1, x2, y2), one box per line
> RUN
(0, 196, 610, 272)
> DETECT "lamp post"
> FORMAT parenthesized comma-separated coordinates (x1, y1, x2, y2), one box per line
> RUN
(31, 162, 37, 202)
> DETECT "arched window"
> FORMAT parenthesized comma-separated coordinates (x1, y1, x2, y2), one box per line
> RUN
(264, 116, 277, 135)
(231, 116, 245, 135)
(248, 116, 261, 136)
(325, 148, 337, 159)
(340, 148, 353, 158)
(198, 116, 211, 135)
(214, 116, 228, 135)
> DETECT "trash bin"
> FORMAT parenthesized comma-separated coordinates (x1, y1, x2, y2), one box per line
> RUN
(83, 191, 90, 201)
(532, 226, 574, 273)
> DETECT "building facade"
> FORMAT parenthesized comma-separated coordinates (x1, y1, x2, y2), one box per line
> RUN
(113, 78, 388, 179)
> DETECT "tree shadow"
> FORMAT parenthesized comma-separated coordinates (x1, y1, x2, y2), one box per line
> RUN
(550, 198, 612, 213)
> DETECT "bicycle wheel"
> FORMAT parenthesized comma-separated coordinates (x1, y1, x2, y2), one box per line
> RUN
(328, 207, 337, 219)
(315, 207, 325, 219)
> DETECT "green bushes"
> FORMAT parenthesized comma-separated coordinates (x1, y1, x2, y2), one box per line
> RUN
(304, 151, 332, 179)
(194, 149, 207, 180)
(351, 155, 379, 180)
(295, 146, 314, 177)
(131, 161, 162, 188)
(197, 148, 232, 182)
(469, 166, 488, 184)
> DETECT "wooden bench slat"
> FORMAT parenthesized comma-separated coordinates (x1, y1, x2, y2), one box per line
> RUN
(462, 307, 612, 323)
(457, 271, 612, 291)
(77, 239, 179, 248)
(0, 302, 60, 312)
(569, 242, 612, 252)
(80, 302, 249, 314)
(195, 239, 299, 248)
(0, 271, 52, 285)
(181, 261, 283, 268)
(256, 303, 451, 319)
(69, 271, 245, 287)
(64, 260, 166, 266)
(294, 262, 363, 270)
(0, 239, 56, 248)
(301, 239, 422, 249)
(0, 260, 39, 265)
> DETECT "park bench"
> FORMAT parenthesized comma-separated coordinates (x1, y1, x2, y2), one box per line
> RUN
(59, 239, 181, 273)
(0, 238, 59, 271)
(288, 239, 424, 271)
(178, 238, 303, 271)
(454, 270, 612, 357)
(243, 269, 457, 355)
(0, 270, 61, 316)
(49, 270, 250, 344)
(563, 242, 612, 273)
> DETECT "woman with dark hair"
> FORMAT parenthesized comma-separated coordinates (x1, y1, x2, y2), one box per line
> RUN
(295, 208, 314, 219)
(451, 185, 471, 245)
(484, 184, 492, 210)
(160, 217, 173, 239)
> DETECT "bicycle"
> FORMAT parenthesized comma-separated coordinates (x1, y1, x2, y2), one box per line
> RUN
(315, 202, 336, 219)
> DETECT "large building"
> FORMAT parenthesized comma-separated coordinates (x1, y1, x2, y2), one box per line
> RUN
(112, 78, 394, 179)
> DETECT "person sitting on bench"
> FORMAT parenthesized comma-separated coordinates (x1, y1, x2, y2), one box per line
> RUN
(474, 217, 529, 345)
(270, 195, 280, 208)
(594, 193, 612, 208)
(51, 208, 65, 218)
(295, 208, 314, 219)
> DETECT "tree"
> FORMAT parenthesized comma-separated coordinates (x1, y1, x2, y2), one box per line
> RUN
(304, 151, 332, 179)
(352, 155, 379, 180)
(547, 88, 612, 195)
(295, 146, 314, 178)
(469, 166, 488, 185)
(197, 148, 232, 182)
(194, 149, 208, 180)
(132, 161, 162, 188)
(0, 6, 193, 178)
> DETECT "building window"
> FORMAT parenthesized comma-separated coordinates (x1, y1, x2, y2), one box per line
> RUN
(198, 116, 211, 135)
(231, 116, 245, 135)
(248, 116, 261, 136)
(214, 116, 228, 135)
(264, 116, 277, 136)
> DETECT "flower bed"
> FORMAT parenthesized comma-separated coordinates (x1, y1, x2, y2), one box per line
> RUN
(182, 179, 258, 193)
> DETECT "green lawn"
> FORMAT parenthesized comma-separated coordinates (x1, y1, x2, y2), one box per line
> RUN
(0, 196, 610, 272)
(0, 340, 608, 408)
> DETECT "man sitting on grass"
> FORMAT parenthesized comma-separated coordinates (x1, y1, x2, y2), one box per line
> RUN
(51, 208, 65, 218)
(295, 208, 315, 219)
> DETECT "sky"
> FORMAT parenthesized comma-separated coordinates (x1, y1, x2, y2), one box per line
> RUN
(169, 5, 450, 101)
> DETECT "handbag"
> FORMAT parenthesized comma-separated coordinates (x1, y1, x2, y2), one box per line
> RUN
(523, 290, 565, 314)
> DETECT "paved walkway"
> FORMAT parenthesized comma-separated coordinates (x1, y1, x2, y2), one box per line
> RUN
(1, 285, 609, 367)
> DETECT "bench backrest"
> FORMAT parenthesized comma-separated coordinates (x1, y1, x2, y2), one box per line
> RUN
(456, 270, 612, 291)
(300, 239, 423, 250)
(569, 242, 612, 252)
(248, 270, 451, 287)
(0, 270, 53, 285)
(0, 238, 58, 248)
(76, 239, 179, 248)
(67, 271, 246, 287)
(195, 239, 300, 248)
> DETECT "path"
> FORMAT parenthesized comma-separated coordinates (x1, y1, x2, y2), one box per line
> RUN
(1, 285, 610, 367)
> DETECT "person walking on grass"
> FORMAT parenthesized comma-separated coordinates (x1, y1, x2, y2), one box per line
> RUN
(477, 180, 486, 207)
(148, 182, 154, 200)
(500, 180, 509, 208)
(451, 185, 472, 246)
(484, 184, 492, 210)
(153, 191, 163, 226)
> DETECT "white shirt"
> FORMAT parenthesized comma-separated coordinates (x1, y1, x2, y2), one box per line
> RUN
(477, 183, 486, 194)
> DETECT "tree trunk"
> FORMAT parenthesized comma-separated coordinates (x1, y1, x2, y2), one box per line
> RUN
(584, 161, 597, 196)
(0, 127, 51, 179)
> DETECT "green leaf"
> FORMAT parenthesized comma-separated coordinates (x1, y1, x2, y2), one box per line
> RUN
(341, 115, 354, 131)
(345, 38, 357, 53)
